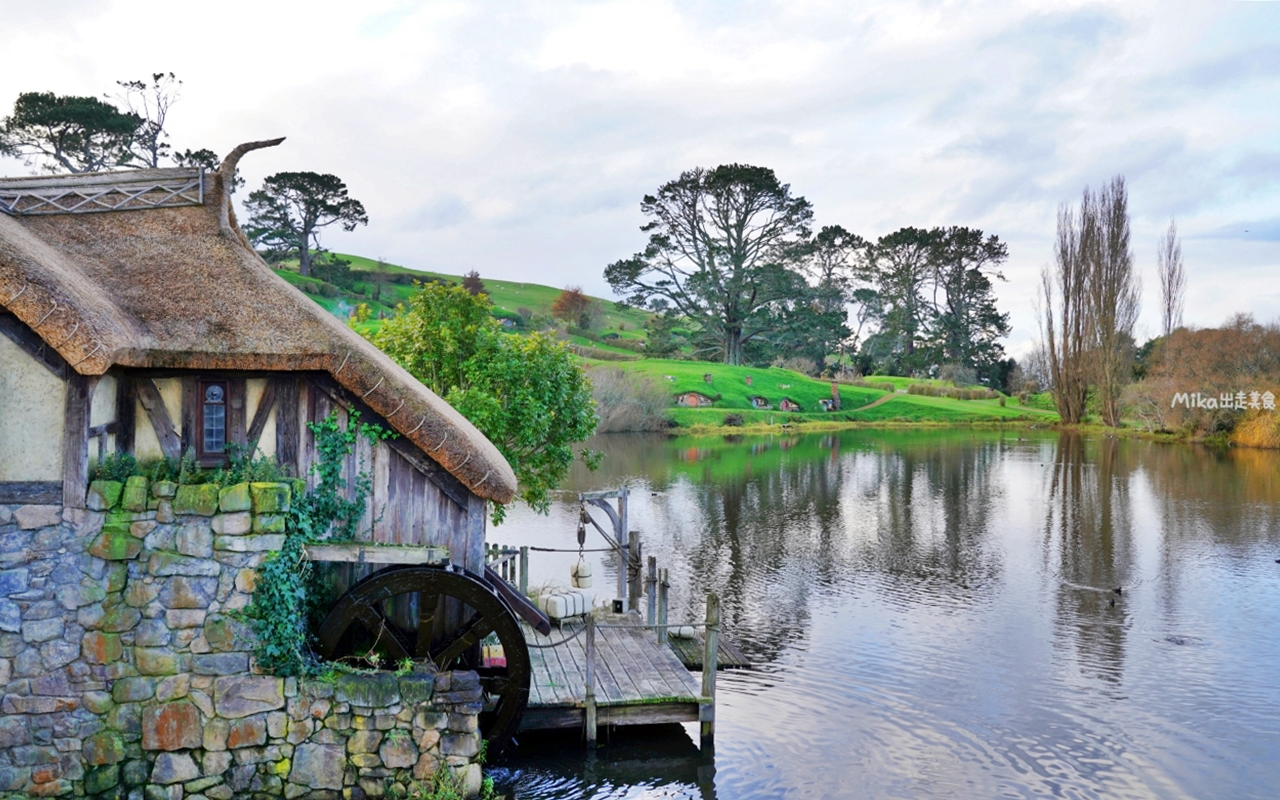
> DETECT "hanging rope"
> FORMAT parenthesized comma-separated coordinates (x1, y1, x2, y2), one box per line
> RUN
(527, 546, 614, 553)
(524, 623, 590, 649)
(571, 505, 593, 589)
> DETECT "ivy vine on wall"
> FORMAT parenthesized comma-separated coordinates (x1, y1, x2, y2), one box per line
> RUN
(245, 411, 394, 676)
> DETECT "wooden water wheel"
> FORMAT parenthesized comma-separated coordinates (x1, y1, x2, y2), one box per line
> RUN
(315, 565, 531, 752)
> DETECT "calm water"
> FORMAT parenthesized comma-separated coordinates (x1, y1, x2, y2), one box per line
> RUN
(487, 430, 1280, 799)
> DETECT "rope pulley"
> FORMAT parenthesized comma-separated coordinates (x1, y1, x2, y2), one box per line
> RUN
(572, 504, 593, 589)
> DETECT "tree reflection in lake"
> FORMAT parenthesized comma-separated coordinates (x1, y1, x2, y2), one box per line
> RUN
(495, 430, 1280, 800)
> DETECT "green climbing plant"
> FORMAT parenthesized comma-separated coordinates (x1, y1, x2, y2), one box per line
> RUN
(245, 410, 395, 676)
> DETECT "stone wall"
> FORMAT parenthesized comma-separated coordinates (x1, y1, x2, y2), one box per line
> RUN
(0, 479, 485, 799)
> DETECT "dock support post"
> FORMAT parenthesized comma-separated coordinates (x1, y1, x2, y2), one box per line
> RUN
(657, 569, 669, 646)
(585, 613, 597, 747)
(700, 592, 720, 749)
(628, 532, 643, 613)
(646, 556, 657, 625)
(519, 546, 529, 596)
(617, 486, 629, 611)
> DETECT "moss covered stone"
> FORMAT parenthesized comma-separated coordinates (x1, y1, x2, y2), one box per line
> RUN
(173, 484, 220, 516)
(83, 731, 125, 766)
(204, 616, 236, 652)
(87, 480, 124, 511)
(89, 527, 142, 561)
(82, 631, 123, 665)
(84, 764, 120, 794)
(251, 482, 291, 514)
(152, 480, 177, 498)
(219, 483, 252, 513)
(121, 476, 149, 512)
(335, 673, 401, 707)
(252, 513, 286, 534)
(399, 673, 435, 704)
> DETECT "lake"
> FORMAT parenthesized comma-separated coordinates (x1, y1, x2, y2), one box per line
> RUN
(487, 429, 1280, 799)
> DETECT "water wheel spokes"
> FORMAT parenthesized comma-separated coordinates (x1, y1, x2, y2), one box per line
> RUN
(315, 565, 530, 753)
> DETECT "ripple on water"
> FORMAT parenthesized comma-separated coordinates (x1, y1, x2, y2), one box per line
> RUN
(492, 431, 1280, 800)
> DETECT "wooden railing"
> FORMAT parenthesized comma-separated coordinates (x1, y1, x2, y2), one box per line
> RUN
(484, 543, 528, 595)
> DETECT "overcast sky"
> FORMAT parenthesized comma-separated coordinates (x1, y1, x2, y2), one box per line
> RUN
(3, 0, 1278, 356)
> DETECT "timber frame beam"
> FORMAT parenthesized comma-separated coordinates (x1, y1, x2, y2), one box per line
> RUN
(136, 378, 182, 460)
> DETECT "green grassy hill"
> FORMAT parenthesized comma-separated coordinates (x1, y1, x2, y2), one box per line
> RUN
(271, 254, 650, 347)
(593, 359, 1057, 427)
(273, 252, 1056, 428)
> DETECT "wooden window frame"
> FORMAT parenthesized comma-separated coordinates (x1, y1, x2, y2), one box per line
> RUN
(195, 379, 230, 465)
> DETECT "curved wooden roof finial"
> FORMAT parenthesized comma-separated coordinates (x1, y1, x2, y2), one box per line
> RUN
(217, 137, 285, 237)
(218, 137, 286, 181)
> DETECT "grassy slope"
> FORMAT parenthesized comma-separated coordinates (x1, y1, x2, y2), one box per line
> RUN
(594, 359, 1057, 427)
(278, 254, 651, 337)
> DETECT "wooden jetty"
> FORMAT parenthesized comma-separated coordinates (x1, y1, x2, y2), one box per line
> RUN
(667, 631, 752, 671)
(490, 486, 748, 745)
(520, 612, 705, 733)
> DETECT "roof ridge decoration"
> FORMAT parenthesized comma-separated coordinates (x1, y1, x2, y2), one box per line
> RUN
(0, 167, 206, 216)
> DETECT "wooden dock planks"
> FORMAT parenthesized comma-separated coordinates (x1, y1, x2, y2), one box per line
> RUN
(520, 612, 703, 731)
(666, 631, 753, 670)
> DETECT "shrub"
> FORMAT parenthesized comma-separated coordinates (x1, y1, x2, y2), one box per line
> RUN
(91, 452, 136, 482)
(907, 383, 997, 401)
(611, 339, 647, 353)
(590, 368, 673, 433)
(772, 355, 819, 376)
(938, 363, 978, 388)
(567, 325, 602, 343)
(722, 413, 745, 427)
(851, 379, 896, 392)
(567, 344, 640, 361)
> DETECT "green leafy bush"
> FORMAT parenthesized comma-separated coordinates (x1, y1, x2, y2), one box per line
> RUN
(371, 282, 599, 521)
(91, 452, 137, 483)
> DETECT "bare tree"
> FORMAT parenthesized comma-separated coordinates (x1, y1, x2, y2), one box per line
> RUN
(1040, 202, 1091, 424)
(1088, 176, 1140, 428)
(115, 73, 181, 168)
(1157, 218, 1185, 338)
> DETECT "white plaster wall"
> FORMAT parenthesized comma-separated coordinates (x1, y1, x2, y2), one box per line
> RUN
(245, 380, 280, 458)
(0, 333, 66, 480)
(89, 374, 116, 427)
(134, 377, 183, 462)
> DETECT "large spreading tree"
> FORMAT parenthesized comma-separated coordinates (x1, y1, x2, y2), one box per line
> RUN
(370, 282, 598, 521)
(244, 172, 368, 276)
(0, 92, 141, 173)
(605, 164, 814, 365)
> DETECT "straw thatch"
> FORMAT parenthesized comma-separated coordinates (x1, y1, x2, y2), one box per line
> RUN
(0, 141, 516, 503)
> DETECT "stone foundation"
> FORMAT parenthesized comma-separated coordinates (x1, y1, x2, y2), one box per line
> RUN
(0, 479, 484, 799)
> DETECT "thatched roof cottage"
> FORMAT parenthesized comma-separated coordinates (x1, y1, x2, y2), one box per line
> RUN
(0, 140, 538, 798)
(0, 139, 514, 570)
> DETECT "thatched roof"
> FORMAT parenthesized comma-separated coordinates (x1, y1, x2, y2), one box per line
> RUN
(0, 140, 516, 503)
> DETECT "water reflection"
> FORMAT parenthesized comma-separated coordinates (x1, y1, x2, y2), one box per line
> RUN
(495, 430, 1280, 799)
(1043, 435, 1137, 690)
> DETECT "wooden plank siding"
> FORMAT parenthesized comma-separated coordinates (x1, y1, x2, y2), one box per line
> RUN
(297, 376, 486, 634)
